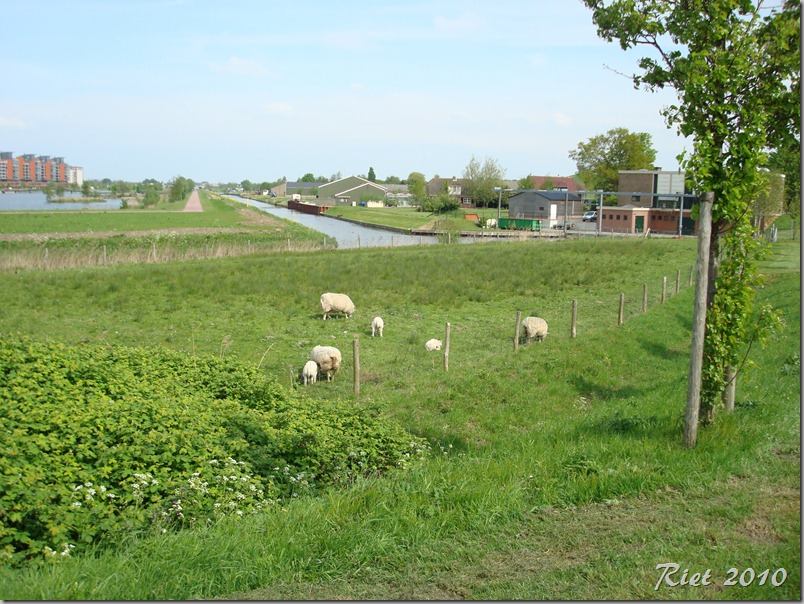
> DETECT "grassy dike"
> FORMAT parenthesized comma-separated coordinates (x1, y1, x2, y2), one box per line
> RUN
(0, 228, 798, 599)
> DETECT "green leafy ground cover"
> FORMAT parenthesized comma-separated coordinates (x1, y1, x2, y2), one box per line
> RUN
(0, 230, 798, 599)
(0, 338, 427, 566)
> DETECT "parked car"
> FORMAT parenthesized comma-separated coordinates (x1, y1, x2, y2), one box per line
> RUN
(582, 211, 597, 222)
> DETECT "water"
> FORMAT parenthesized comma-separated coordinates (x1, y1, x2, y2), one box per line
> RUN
(0, 191, 122, 211)
(226, 195, 448, 249)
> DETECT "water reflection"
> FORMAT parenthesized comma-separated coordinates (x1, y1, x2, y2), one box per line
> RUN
(0, 190, 122, 211)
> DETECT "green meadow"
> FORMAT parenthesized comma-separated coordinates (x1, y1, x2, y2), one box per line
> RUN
(0, 205, 799, 600)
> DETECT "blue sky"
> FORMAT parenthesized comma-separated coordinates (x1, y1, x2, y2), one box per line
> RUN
(1, 0, 690, 184)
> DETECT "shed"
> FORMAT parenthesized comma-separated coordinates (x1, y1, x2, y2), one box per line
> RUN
(508, 190, 583, 228)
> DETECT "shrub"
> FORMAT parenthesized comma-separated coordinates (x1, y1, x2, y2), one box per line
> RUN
(0, 335, 428, 566)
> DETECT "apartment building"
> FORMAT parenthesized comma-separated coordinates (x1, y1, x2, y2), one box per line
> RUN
(0, 151, 74, 186)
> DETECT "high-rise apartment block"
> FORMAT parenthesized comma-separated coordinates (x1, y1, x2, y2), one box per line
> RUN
(0, 151, 83, 187)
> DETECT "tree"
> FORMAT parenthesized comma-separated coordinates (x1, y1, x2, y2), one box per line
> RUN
(299, 173, 316, 183)
(168, 176, 194, 203)
(568, 127, 656, 193)
(462, 156, 505, 207)
(142, 184, 160, 208)
(407, 172, 427, 205)
(583, 0, 799, 443)
(367, 167, 376, 182)
(768, 144, 801, 233)
(518, 175, 534, 190)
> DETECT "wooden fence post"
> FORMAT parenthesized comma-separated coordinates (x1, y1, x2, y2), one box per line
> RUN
(689, 265, 694, 287)
(353, 336, 360, 396)
(444, 322, 451, 372)
(514, 311, 521, 352)
(661, 276, 667, 304)
(642, 284, 648, 313)
(676, 269, 681, 294)
(571, 299, 577, 339)
(723, 365, 736, 413)
(618, 293, 625, 325)
(685, 192, 714, 447)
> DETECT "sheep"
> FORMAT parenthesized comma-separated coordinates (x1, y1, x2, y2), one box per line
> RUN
(521, 316, 548, 343)
(310, 345, 342, 382)
(371, 316, 384, 337)
(301, 360, 318, 385)
(320, 292, 355, 320)
(425, 338, 442, 351)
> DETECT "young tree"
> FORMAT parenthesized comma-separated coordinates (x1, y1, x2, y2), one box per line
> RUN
(367, 167, 376, 182)
(583, 0, 800, 443)
(407, 172, 427, 205)
(462, 155, 505, 207)
(568, 127, 656, 192)
(518, 175, 535, 190)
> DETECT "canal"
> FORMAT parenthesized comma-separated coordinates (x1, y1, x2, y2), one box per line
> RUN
(225, 195, 451, 249)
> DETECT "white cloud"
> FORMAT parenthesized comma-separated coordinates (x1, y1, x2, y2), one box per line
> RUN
(433, 11, 481, 36)
(0, 115, 26, 129)
(553, 113, 572, 126)
(261, 102, 293, 117)
(208, 56, 274, 79)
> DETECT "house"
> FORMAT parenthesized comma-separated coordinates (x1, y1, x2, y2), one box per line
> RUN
(383, 183, 412, 206)
(598, 205, 697, 235)
(508, 190, 583, 228)
(318, 176, 388, 205)
(269, 181, 325, 197)
(617, 168, 687, 208)
(427, 177, 470, 203)
(522, 175, 582, 192)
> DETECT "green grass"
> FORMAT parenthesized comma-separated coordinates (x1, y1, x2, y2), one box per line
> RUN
(0, 192, 242, 233)
(0, 232, 798, 600)
(323, 204, 498, 232)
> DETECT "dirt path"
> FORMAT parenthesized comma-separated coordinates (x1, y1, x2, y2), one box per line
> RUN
(182, 190, 203, 212)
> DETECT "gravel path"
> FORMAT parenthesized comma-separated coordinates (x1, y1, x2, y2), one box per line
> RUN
(182, 190, 203, 212)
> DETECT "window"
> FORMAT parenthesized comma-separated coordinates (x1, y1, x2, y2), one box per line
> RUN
(616, 214, 621, 220)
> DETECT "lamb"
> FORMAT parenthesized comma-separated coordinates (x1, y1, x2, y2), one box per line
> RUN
(320, 292, 355, 320)
(310, 345, 342, 382)
(425, 338, 442, 351)
(521, 316, 548, 343)
(301, 360, 318, 385)
(371, 316, 384, 337)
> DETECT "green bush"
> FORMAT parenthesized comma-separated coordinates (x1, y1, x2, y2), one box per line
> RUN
(0, 335, 428, 566)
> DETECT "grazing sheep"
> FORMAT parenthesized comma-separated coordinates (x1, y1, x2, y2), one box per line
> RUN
(371, 316, 384, 337)
(310, 345, 342, 382)
(302, 360, 318, 385)
(425, 338, 442, 351)
(521, 316, 548, 343)
(320, 292, 355, 320)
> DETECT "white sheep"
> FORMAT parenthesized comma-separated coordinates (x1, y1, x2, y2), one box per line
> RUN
(521, 316, 548, 343)
(302, 360, 318, 385)
(310, 345, 342, 382)
(371, 316, 384, 337)
(425, 338, 442, 351)
(320, 292, 355, 320)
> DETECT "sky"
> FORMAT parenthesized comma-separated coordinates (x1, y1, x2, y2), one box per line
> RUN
(1, 0, 691, 185)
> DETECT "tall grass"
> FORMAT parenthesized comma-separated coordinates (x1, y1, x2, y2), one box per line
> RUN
(0, 235, 798, 600)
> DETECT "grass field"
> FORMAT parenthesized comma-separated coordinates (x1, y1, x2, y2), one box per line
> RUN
(322, 204, 500, 232)
(0, 192, 336, 269)
(0, 214, 799, 599)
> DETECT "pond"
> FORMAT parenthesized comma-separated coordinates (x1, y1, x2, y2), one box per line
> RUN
(0, 190, 122, 211)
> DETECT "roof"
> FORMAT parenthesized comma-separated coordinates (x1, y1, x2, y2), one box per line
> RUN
(526, 175, 581, 191)
(510, 190, 582, 202)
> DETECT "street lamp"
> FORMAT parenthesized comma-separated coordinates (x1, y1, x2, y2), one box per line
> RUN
(494, 187, 513, 220)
